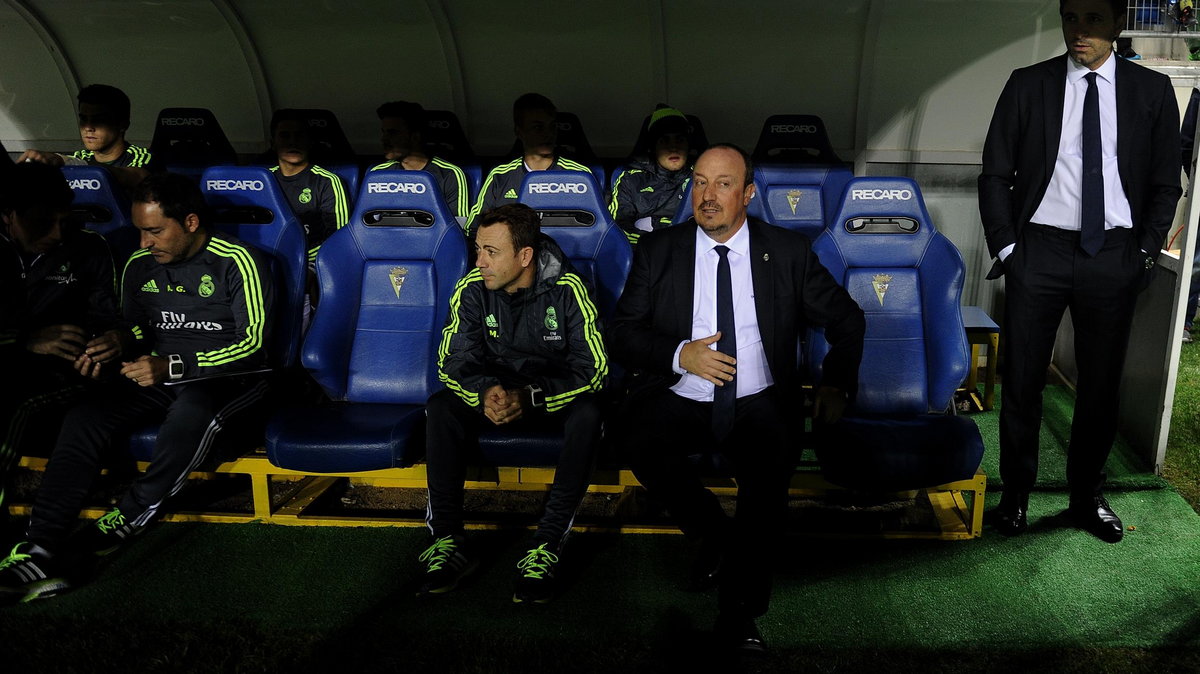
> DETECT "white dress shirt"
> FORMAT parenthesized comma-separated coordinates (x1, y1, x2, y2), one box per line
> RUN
(671, 221, 773, 401)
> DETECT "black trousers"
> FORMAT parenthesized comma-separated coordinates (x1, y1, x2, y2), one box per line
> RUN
(628, 386, 792, 618)
(424, 389, 602, 548)
(27, 375, 268, 550)
(999, 223, 1145, 497)
(0, 356, 88, 509)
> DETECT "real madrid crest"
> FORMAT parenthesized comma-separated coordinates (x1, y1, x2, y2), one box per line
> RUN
(872, 273, 892, 306)
(389, 267, 409, 299)
(198, 273, 215, 298)
(786, 189, 802, 215)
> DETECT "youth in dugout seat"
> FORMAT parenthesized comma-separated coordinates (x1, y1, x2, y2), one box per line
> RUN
(752, 114, 843, 165)
(265, 170, 468, 472)
(806, 177, 983, 490)
(149, 107, 237, 183)
(628, 112, 708, 162)
(60, 165, 139, 263)
(123, 167, 309, 462)
(454, 169, 632, 468)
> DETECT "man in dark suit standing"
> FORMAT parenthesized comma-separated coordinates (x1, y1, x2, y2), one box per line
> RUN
(610, 144, 864, 652)
(979, 0, 1182, 542)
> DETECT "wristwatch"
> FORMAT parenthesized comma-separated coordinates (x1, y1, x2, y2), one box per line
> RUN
(168, 354, 184, 381)
(525, 384, 544, 408)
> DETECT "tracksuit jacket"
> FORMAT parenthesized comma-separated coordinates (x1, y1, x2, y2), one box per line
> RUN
(437, 235, 607, 413)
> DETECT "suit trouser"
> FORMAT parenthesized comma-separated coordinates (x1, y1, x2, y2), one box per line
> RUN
(26, 375, 268, 551)
(424, 389, 601, 548)
(999, 223, 1144, 497)
(629, 386, 791, 619)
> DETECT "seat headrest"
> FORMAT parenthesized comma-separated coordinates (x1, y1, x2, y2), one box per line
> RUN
(347, 170, 460, 257)
(518, 171, 622, 262)
(753, 114, 842, 164)
(201, 166, 294, 220)
(555, 112, 597, 162)
(60, 166, 128, 229)
(151, 107, 236, 163)
(825, 177, 936, 267)
(290, 108, 355, 162)
(424, 109, 474, 161)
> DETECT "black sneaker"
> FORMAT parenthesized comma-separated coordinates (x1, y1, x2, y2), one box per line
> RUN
(78, 508, 143, 557)
(512, 542, 561, 604)
(415, 534, 478, 597)
(0, 542, 70, 604)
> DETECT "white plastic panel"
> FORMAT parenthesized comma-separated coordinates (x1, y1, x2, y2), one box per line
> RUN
(30, 1, 262, 150)
(0, 3, 78, 149)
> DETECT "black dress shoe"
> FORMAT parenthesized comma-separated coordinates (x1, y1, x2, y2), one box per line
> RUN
(714, 613, 766, 654)
(984, 490, 1029, 536)
(1069, 495, 1124, 543)
(686, 533, 723, 591)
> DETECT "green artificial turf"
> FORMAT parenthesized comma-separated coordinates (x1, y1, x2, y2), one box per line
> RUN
(2, 489, 1198, 673)
(1166, 341, 1200, 513)
(972, 385, 1166, 491)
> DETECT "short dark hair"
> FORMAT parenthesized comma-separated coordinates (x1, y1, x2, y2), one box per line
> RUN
(478, 203, 540, 254)
(376, 100, 426, 131)
(269, 108, 308, 136)
(77, 84, 131, 128)
(1059, 0, 1126, 20)
(513, 93, 556, 126)
(132, 173, 209, 228)
(703, 143, 754, 187)
(0, 161, 74, 215)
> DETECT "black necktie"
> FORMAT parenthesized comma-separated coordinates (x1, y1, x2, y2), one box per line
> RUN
(712, 245, 736, 441)
(1081, 71, 1105, 257)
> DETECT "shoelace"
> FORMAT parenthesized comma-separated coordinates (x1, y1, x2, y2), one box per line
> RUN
(418, 536, 458, 572)
(516, 544, 559, 579)
(0, 544, 31, 571)
(96, 509, 126, 534)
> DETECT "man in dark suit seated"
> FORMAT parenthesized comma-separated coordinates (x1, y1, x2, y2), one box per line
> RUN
(979, 0, 1182, 542)
(610, 144, 865, 653)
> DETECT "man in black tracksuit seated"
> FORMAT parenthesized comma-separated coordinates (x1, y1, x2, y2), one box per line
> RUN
(417, 203, 607, 604)
(0, 173, 274, 603)
(0, 162, 123, 512)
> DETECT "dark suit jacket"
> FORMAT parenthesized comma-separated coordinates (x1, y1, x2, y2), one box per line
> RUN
(609, 218, 865, 403)
(978, 54, 1182, 260)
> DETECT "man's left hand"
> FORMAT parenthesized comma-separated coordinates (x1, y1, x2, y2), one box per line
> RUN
(119, 355, 169, 387)
(813, 386, 849, 424)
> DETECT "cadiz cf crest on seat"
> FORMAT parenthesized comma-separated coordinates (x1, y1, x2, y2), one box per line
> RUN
(786, 189, 802, 215)
(198, 274, 214, 298)
(389, 267, 408, 299)
(544, 306, 558, 331)
(872, 273, 892, 306)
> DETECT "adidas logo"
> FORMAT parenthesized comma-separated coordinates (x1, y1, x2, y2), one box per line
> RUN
(640, 186, 655, 193)
(141, 279, 160, 293)
(504, 188, 518, 199)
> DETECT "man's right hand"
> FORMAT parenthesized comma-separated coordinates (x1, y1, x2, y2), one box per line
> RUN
(26, 324, 87, 361)
(16, 150, 65, 167)
(679, 332, 736, 387)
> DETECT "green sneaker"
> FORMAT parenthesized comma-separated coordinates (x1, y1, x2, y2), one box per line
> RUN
(82, 508, 142, 557)
(0, 542, 70, 604)
(512, 543, 561, 604)
(416, 534, 478, 597)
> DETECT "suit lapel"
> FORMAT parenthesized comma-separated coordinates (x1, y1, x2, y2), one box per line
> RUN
(1115, 57, 1133, 189)
(672, 223, 697, 338)
(748, 220, 775, 364)
(1043, 57, 1067, 178)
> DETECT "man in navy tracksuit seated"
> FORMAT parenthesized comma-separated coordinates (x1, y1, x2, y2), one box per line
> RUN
(0, 173, 274, 604)
(417, 203, 607, 604)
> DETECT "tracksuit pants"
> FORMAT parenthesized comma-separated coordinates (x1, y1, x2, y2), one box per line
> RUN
(424, 389, 602, 549)
(26, 375, 268, 551)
